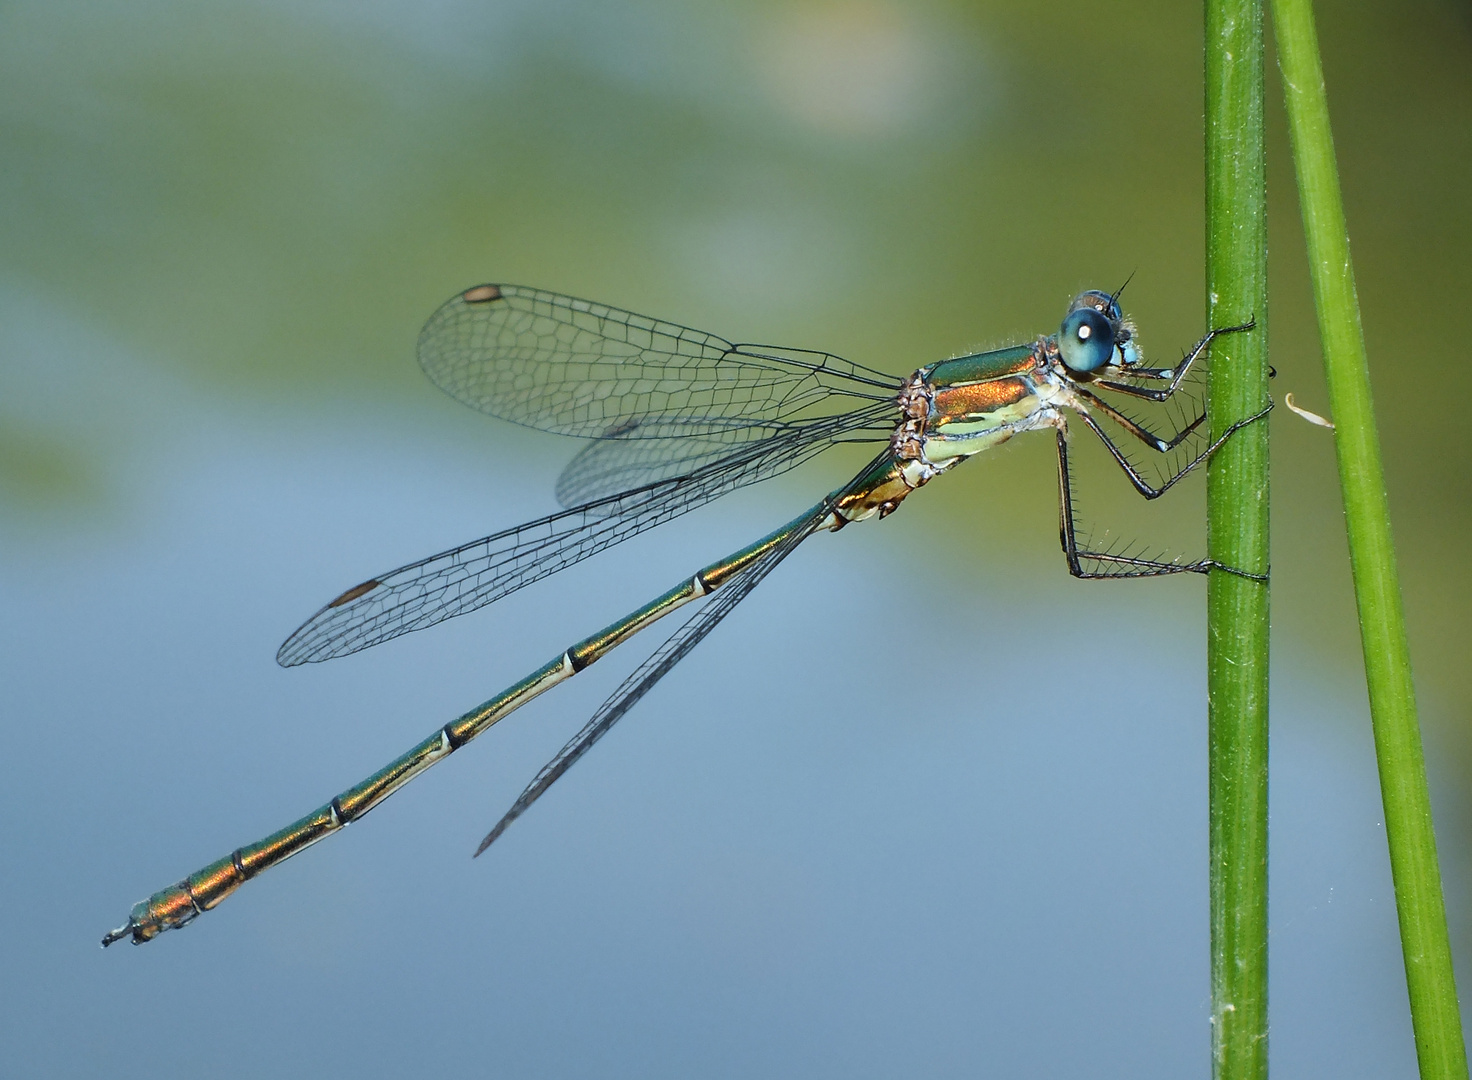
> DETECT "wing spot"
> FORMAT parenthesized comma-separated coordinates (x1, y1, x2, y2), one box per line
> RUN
(329, 580, 380, 607)
(463, 285, 503, 303)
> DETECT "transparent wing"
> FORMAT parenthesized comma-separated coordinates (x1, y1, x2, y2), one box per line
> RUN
(555, 419, 782, 511)
(417, 284, 896, 439)
(474, 496, 832, 855)
(276, 405, 891, 666)
(551, 410, 902, 509)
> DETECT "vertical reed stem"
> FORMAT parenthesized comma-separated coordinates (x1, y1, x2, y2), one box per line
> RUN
(1205, 1, 1271, 1076)
(1272, 1, 1468, 1075)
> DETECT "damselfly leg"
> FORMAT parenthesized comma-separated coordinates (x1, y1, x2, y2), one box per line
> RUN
(1088, 319, 1256, 402)
(1054, 320, 1271, 580)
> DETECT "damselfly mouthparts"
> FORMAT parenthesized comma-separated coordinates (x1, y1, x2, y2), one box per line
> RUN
(104, 283, 1268, 946)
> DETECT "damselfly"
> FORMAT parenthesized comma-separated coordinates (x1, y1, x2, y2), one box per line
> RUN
(104, 283, 1269, 946)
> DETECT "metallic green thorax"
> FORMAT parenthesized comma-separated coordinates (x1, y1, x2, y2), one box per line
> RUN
(926, 343, 1037, 387)
(889, 339, 1068, 483)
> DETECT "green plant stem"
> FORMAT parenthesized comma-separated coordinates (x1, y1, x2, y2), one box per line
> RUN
(1271, 2, 1469, 1075)
(1205, 1, 1271, 1077)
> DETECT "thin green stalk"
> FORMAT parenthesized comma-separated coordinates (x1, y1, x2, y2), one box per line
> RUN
(1205, 1, 1271, 1077)
(1271, 2, 1468, 1076)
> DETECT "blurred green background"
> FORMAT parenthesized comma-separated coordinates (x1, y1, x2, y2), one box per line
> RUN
(2, 0, 1469, 1076)
(6, 0, 1470, 713)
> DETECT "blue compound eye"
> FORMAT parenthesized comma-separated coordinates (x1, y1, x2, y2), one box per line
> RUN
(1058, 307, 1114, 372)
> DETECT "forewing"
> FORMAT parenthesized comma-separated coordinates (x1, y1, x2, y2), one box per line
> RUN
(417, 284, 892, 439)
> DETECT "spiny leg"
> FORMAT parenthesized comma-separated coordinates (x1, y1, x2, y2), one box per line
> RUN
(1054, 422, 1269, 582)
(1076, 320, 1258, 464)
(1055, 428, 1206, 579)
(1071, 384, 1207, 455)
(1077, 400, 1274, 501)
(1092, 319, 1256, 403)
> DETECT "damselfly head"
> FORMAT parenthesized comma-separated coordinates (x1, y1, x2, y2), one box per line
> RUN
(1058, 290, 1141, 373)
